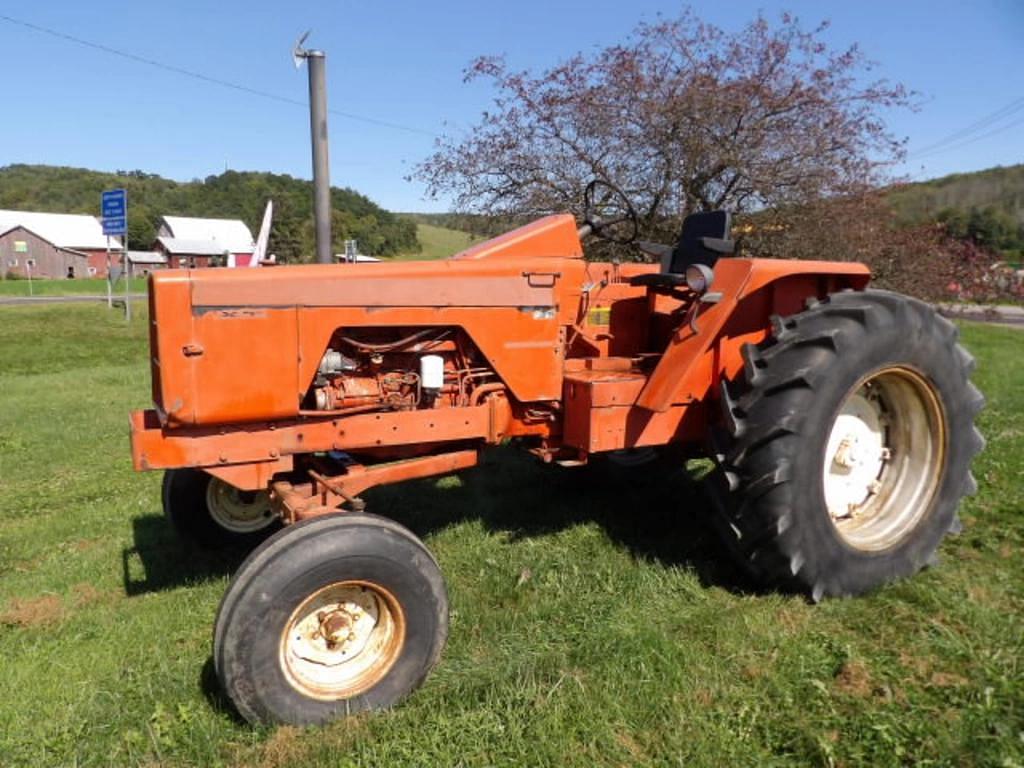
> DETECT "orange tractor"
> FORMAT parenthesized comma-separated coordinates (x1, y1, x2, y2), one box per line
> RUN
(130, 182, 984, 726)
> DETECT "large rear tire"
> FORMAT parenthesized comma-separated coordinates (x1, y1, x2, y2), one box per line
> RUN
(711, 290, 985, 600)
(213, 513, 449, 725)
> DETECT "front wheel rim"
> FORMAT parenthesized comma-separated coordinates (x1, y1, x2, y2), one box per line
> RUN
(822, 366, 947, 552)
(205, 479, 276, 534)
(280, 581, 406, 701)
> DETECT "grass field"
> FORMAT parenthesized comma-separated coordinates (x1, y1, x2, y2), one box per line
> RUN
(394, 223, 481, 260)
(0, 223, 472, 295)
(0, 276, 148, 297)
(0, 304, 1020, 767)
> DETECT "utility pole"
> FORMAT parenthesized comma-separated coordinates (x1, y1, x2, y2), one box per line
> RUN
(294, 32, 333, 264)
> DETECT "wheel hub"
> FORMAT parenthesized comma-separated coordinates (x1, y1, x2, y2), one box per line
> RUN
(822, 367, 946, 551)
(824, 392, 889, 519)
(205, 479, 276, 533)
(280, 581, 405, 699)
(318, 609, 356, 647)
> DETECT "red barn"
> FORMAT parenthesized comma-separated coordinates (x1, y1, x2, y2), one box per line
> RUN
(155, 216, 255, 268)
(0, 210, 123, 278)
(154, 238, 226, 269)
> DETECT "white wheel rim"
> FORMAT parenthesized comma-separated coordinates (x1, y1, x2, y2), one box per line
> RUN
(822, 366, 946, 552)
(280, 581, 405, 700)
(205, 479, 276, 534)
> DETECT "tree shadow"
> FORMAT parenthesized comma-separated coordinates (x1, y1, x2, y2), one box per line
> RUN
(365, 445, 758, 596)
(121, 514, 246, 597)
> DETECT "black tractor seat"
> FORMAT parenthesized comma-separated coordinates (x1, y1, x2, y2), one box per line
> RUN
(630, 210, 734, 289)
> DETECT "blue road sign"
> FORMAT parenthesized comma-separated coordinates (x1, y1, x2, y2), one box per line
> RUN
(102, 216, 127, 235)
(101, 189, 127, 236)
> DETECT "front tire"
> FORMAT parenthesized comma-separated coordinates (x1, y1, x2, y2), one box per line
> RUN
(712, 290, 985, 600)
(162, 468, 280, 549)
(213, 513, 449, 725)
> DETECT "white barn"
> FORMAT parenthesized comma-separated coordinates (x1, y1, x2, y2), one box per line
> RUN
(155, 215, 255, 268)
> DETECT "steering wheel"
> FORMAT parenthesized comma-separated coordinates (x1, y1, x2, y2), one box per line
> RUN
(582, 179, 639, 245)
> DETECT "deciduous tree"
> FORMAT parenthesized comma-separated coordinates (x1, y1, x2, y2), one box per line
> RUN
(417, 9, 912, 252)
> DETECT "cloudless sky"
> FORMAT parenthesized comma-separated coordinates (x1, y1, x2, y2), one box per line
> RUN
(1, 1, 1022, 212)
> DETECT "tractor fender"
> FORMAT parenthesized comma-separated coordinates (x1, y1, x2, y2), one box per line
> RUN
(635, 259, 871, 413)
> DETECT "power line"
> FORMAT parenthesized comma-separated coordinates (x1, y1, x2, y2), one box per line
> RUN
(908, 95, 1024, 158)
(912, 114, 1024, 161)
(0, 13, 438, 138)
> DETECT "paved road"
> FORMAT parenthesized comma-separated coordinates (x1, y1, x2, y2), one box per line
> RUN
(937, 303, 1024, 329)
(0, 293, 146, 305)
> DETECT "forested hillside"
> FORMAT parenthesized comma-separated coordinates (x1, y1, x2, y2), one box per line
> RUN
(888, 164, 1024, 256)
(3, 162, 1019, 264)
(413, 164, 1024, 262)
(401, 212, 520, 239)
(0, 165, 418, 261)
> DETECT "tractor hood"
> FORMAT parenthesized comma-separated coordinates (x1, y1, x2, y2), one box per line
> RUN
(145, 215, 589, 428)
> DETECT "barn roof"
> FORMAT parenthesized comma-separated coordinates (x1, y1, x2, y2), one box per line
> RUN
(0, 223, 91, 258)
(160, 216, 254, 253)
(0, 210, 122, 250)
(126, 250, 167, 265)
(156, 237, 232, 256)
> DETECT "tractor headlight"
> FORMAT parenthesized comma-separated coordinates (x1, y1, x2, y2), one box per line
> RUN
(685, 263, 714, 293)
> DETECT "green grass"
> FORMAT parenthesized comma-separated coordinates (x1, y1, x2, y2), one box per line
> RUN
(0, 305, 1021, 767)
(0, 277, 147, 297)
(393, 223, 482, 260)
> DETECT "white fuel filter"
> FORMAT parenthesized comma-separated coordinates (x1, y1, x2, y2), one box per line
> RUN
(420, 354, 444, 390)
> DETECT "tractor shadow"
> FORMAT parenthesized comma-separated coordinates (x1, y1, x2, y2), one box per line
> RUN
(366, 445, 758, 596)
(120, 447, 758, 599)
(121, 517, 254, 722)
(198, 657, 250, 725)
(119, 448, 758, 721)
(121, 515, 245, 597)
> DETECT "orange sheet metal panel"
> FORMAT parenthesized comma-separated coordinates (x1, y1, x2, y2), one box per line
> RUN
(189, 307, 300, 425)
(187, 259, 568, 308)
(562, 369, 703, 453)
(450, 214, 583, 260)
(130, 404, 495, 471)
(567, 263, 655, 358)
(148, 272, 193, 421)
(561, 370, 704, 454)
(151, 256, 587, 426)
(582, 405, 705, 453)
(565, 369, 647, 407)
(635, 259, 871, 412)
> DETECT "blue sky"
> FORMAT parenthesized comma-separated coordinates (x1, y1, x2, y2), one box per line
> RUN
(1, 1, 1021, 212)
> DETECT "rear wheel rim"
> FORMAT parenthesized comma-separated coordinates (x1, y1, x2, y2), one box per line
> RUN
(280, 581, 405, 701)
(205, 479, 276, 534)
(822, 366, 946, 552)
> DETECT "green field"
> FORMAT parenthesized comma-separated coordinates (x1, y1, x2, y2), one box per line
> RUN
(0, 304, 1020, 767)
(394, 222, 482, 260)
(0, 224, 476, 296)
(0, 276, 148, 297)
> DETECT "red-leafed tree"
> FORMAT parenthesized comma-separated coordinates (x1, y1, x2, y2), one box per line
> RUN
(416, 9, 913, 253)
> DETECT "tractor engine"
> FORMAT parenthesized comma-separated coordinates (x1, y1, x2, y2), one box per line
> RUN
(306, 327, 497, 414)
